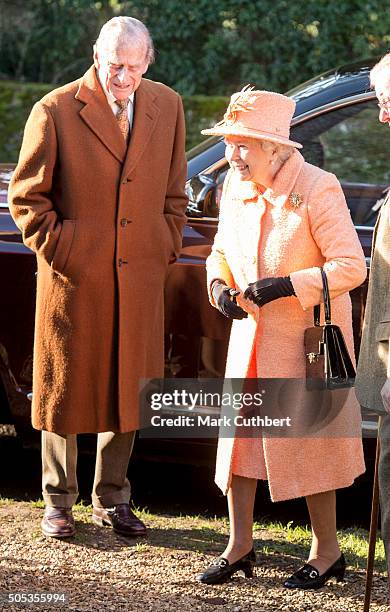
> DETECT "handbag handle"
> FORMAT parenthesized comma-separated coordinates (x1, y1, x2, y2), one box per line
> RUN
(313, 267, 331, 326)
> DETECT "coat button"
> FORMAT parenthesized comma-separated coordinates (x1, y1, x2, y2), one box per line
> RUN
(120, 218, 129, 227)
(118, 258, 128, 267)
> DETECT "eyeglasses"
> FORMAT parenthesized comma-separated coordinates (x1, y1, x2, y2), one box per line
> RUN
(377, 98, 390, 112)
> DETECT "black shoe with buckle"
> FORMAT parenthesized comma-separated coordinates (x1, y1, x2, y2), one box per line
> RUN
(283, 553, 346, 590)
(197, 548, 256, 585)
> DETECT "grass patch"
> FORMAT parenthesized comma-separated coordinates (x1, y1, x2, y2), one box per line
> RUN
(31, 499, 45, 509)
(0, 499, 385, 572)
(0, 496, 20, 506)
(135, 511, 387, 570)
(252, 519, 386, 572)
(72, 501, 93, 514)
(29, 500, 93, 512)
(132, 504, 153, 519)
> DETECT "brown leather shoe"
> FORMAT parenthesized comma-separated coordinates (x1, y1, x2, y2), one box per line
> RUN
(41, 506, 75, 538)
(92, 504, 147, 537)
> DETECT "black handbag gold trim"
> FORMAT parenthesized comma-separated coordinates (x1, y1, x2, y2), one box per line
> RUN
(304, 268, 356, 390)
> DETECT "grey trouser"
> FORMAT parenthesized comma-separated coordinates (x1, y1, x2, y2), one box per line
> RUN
(379, 414, 390, 581)
(42, 431, 136, 509)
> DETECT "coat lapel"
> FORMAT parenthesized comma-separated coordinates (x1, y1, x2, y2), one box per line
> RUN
(120, 80, 160, 181)
(262, 150, 305, 208)
(372, 187, 390, 249)
(75, 66, 126, 163)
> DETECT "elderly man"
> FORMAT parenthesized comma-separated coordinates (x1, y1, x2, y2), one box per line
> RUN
(355, 53, 390, 583)
(9, 16, 187, 538)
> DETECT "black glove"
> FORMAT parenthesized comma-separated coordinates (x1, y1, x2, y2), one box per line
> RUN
(244, 276, 295, 307)
(212, 281, 248, 320)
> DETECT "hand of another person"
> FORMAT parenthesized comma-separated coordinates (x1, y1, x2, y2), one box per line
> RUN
(380, 378, 390, 414)
(244, 276, 295, 308)
(212, 281, 248, 320)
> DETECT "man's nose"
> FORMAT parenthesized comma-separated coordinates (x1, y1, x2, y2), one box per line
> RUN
(117, 67, 129, 82)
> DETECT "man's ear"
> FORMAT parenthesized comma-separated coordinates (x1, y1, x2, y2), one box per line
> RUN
(93, 44, 100, 69)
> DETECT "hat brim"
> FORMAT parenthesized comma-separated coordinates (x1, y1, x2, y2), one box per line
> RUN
(200, 124, 302, 149)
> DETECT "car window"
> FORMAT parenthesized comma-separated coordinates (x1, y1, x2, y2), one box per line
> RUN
(291, 100, 390, 226)
(186, 163, 228, 218)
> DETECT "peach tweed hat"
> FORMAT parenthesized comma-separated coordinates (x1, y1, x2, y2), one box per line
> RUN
(201, 85, 302, 149)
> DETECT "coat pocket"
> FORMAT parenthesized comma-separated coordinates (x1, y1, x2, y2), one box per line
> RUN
(160, 214, 175, 263)
(51, 219, 76, 276)
(375, 320, 390, 342)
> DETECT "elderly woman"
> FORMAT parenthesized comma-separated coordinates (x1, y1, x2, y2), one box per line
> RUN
(197, 88, 367, 589)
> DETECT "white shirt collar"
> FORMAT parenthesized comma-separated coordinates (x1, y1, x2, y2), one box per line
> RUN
(104, 87, 135, 109)
(96, 68, 135, 123)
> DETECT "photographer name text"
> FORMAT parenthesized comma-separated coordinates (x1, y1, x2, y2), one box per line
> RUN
(150, 415, 292, 428)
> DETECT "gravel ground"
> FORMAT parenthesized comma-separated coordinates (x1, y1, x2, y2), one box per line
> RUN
(0, 502, 388, 612)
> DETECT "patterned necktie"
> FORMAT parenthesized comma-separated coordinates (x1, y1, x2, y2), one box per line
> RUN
(115, 99, 130, 142)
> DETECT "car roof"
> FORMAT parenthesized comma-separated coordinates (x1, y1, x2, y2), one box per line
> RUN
(287, 57, 375, 115)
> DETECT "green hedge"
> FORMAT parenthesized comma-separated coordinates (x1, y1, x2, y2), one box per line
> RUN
(2, 1, 389, 97)
(0, 80, 227, 162)
(182, 95, 228, 150)
(0, 81, 52, 163)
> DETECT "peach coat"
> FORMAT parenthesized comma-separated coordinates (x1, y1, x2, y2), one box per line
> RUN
(206, 150, 367, 501)
(8, 66, 187, 434)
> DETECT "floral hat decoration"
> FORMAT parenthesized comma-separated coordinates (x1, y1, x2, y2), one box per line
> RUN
(201, 85, 302, 149)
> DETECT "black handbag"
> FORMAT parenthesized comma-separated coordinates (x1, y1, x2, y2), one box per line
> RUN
(304, 267, 356, 390)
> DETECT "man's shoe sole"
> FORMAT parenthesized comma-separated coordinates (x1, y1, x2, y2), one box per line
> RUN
(41, 527, 75, 538)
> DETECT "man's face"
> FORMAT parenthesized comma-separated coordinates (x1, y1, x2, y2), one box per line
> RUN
(94, 39, 149, 100)
(375, 73, 390, 126)
(224, 135, 276, 185)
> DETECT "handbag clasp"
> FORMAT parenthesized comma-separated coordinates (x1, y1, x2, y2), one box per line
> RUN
(307, 352, 320, 364)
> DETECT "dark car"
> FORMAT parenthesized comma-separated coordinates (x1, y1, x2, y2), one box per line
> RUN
(1, 58, 389, 462)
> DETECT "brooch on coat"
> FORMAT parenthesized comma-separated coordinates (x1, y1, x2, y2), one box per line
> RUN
(288, 192, 303, 209)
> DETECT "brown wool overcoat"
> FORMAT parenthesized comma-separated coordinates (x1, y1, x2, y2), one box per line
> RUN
(8, 66, 188, 434)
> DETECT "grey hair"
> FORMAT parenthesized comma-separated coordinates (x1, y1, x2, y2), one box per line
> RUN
(370, 53, 390, 88)
(95, 16, 155, 64)
(260, 139, 294, 162)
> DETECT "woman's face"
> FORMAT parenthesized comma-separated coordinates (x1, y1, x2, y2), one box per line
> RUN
(375, 73, 390, 126)
(224, 136, 277, 185)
